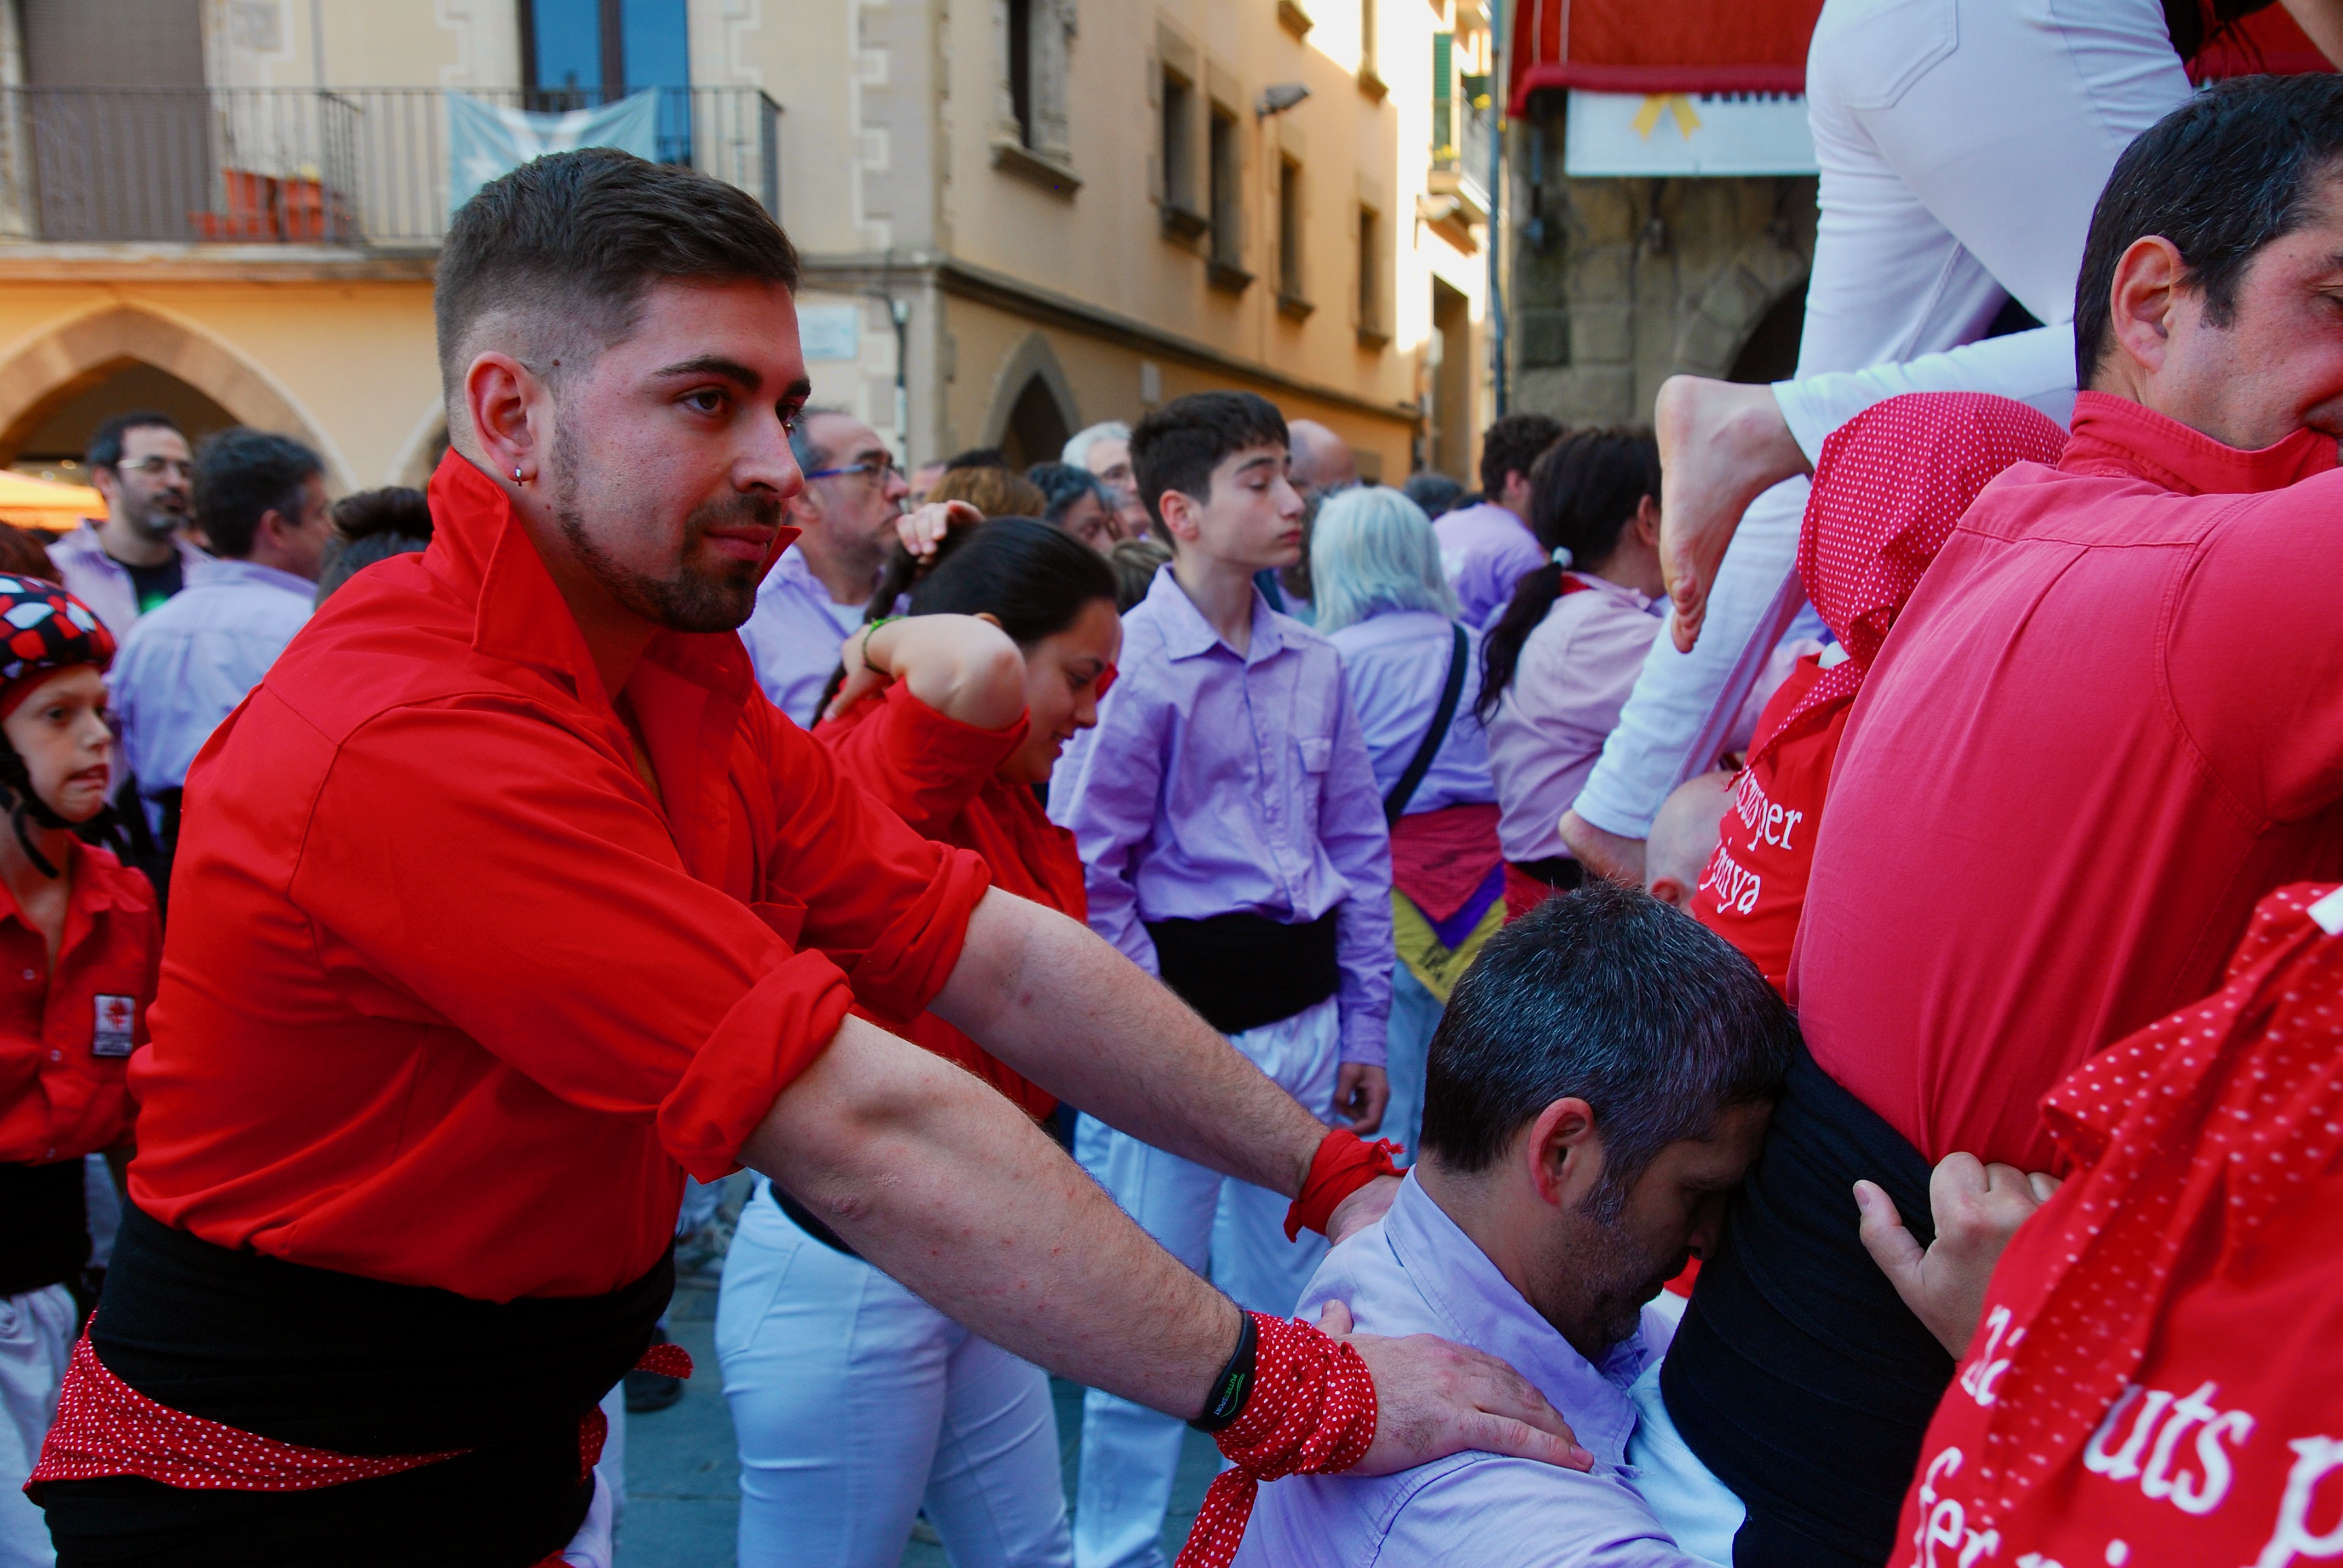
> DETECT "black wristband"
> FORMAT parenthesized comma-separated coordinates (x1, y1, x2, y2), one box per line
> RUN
(1188, 1311, 1259, 1434)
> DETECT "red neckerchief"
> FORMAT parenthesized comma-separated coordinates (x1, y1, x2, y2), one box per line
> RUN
(1755, 393, 2066, 768)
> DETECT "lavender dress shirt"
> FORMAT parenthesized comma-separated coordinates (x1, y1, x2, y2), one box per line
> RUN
(1323, 610, 1495, 816)
(1232, 1174, 1712, 1568)
(1049, 566, 1394, 1065)
(737, 546, 867, 727)
(1434, 501, 1545, 629)
(1486, 575, 1666, 863)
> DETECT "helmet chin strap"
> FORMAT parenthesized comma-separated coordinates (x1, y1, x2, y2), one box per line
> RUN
(0, 750, 73, 880)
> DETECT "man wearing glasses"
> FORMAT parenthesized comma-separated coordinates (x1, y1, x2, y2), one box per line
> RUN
(51, 411, 211, 638)
(738, 407, 909, 725)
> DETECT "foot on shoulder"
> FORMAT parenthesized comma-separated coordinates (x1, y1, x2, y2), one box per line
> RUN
(1653, 375, 1810, 652)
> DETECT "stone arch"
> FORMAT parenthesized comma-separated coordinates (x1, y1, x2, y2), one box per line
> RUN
(1668, 240, 1810, 382)
(978, 332, 1082, 469)
(0, 305, 342, 484)
(390, 407, 451, 489)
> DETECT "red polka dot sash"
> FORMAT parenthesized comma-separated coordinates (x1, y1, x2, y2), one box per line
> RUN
(1175, 1312, 1377, 1568)
(1967, 881, 2343, 1526)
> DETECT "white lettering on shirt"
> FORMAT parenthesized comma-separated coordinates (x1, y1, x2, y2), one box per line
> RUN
(2077, 1381, 2255, 1517)
(2252, 1436, 2343, 1568)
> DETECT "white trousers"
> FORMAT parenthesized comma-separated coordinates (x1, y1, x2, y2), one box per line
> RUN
(716, 1189, 1073, 1568)
(1570, 0, 2190, 838)
(1072, 995, 1342, 1568)
(0, 1285, 74, 1568)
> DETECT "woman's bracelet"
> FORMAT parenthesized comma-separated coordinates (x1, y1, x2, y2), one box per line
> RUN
(858, 615, 902, 672)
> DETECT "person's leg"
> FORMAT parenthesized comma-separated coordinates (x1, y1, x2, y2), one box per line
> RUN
(0, 1283, 75, 1568)
(592, 1383, 625, 1526)
(1209, 996, 1342, 1318)
(1380, 962, 1442, 1165)
(719, 1192, 952, 1568)
(1071, 1115, 1222, 1568)
(922, 1331, 1074, 1568)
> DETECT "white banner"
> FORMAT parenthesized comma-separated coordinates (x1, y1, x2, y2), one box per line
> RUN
(1564, 90, 1817, 178)
(448, 91, 663, 215)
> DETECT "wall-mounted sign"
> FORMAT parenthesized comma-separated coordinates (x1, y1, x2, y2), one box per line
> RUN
(798, 303, 862, 362)
(1564, 90, 1816, 178)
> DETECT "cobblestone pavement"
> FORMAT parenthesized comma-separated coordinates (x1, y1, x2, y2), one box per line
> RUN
(614, 1177, 1217, 1567)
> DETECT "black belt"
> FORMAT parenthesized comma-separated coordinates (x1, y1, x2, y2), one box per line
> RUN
(769, 1183, 860, 1259)
(1508, 855, 1585, 892)
(0, 1158, 89, 1296)
(41, 1202, 672, 1567)
(1145, 910, 1339, 1036)
(1660, 1048, 1950, 1568)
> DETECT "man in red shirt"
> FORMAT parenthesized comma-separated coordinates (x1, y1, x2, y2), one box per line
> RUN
(1659, 74, 2343, 1568)
(25, 152, 1582, 1566)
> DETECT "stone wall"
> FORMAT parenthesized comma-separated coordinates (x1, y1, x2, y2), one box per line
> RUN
(1508, 108, 1818, 428)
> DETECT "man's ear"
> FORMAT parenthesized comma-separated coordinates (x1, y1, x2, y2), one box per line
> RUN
(1522, 1097, 1602, 1211)
(1156, 486, 1202, 544)
(2104, 235, 2189, 384)
(1648, 874, 1692, 909)
(1633, 494, 1661, 547)
(464, 351, 546, 492)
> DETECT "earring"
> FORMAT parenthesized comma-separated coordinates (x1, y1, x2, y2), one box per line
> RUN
(513, 466, 525, 483)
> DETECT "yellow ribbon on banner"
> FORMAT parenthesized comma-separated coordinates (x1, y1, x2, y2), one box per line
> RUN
(1631, 93, 1703, 141)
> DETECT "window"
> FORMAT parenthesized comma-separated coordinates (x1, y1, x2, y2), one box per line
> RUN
(1357, 205, 1384, 344)
(1431, 30, 1454, 164)
(1277, 156, 1311, 316)
(1162, 70, 1198, 217)
(1008, 0, 1034, 146)
(1207, 106, 1248, 286)
(521, 0, 690, 163)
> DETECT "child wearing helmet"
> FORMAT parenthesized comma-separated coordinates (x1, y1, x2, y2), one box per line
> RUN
(0, 577, 160, 1563)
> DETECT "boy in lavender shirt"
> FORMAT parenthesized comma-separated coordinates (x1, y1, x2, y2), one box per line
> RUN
(1051, 391, 1394, 1568)
(1234, 882, 1794, 1568)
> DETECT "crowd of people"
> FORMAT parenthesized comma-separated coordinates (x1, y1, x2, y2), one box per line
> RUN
(4, 7, 2343, 1567)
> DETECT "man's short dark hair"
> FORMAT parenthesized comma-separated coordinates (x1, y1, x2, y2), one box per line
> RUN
(192, 428, 323, 559)
(87, 411, 185, 473)
(2076, 74, 2343, 386)
(1129, 391, 1289, 537)
(945, 446, 1008, 472)
(330, 486, 431, 544)
(1478, 412, 1565, 496)
(1420, 881, 1798, 1209)
(434, 148, 802, 400)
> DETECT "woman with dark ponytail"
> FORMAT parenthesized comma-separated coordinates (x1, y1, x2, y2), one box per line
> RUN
(717, 517, 1120, 1568)
(1478, 427, 1667, 919)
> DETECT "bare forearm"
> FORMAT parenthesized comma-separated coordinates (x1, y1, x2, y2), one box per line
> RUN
(742, 1013, 1240, 1416)
(2284, 0, 2343, 67)
(932, 887, 1326, 1199)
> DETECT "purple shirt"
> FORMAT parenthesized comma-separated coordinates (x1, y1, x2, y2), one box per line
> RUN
(1486, 575, 1666, 863)
(1435, 501, 1545, 627)
(738, 545, 867, 727)
(1050, 566, 1394, 1064)
(1323, 610, 1495, 816)
(1233, 1174, 1708, 1568)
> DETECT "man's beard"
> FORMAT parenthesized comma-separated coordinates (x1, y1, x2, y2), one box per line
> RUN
(1538, 1201, 1689, 1361)
(122, 490, 186, 541)
(549, 458, 775, 634)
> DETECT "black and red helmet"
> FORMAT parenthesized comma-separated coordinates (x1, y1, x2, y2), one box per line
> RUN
(0, 576, 114, 719)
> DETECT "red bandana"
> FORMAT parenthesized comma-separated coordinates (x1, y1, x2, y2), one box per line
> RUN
(1962, 882, 2343, 1527)
(1283, 1131, 1404, 1242)
(1754, 393, 2066, 768)
(1176, 1313, 1378, 1568)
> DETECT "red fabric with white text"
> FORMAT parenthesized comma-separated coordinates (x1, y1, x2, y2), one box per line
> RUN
(1892, 883, 2343, 1568)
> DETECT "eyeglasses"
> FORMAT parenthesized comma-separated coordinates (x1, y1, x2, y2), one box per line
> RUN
(804, 458, 903, 486)
(113, 456, 194, 479)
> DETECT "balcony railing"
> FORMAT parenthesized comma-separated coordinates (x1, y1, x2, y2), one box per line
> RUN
(0, 85, 782, 247)
(1429, 93, 1493, 224)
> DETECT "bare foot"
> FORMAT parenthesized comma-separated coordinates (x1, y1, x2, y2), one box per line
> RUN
(1653, 376, 1811, 652)
(1559, 809, 1647, 887)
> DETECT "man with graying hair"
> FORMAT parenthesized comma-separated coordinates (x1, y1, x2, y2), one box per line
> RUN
(1236, 881, 1799, 1568)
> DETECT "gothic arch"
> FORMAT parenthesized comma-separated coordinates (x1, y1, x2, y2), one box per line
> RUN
(0, 305, 339, 482)
(978, 332, 1083, 468)
(1668, 240, 1810, 382)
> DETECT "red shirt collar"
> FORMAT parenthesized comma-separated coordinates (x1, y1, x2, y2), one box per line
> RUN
(2059, 389, 2340, 495)
(423, 448, 797, 714)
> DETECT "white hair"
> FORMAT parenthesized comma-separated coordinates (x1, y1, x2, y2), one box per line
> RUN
(1062, 420, 1133, 468)
(1309, 486, 1461, 635)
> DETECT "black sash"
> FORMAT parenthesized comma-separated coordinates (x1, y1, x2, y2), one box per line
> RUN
(39, 1203, 671, 1567)
(1146, 910, 1339, 1035)
(1661, 1047, 1951, 1568)
(0, 1158, 89, 1297)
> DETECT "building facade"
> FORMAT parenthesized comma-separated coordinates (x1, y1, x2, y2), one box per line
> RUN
(0, 0, 1493, 499)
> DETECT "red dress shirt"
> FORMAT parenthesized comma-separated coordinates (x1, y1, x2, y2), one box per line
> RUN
(1794, 393, 2343, 1169)
(126, 452, 992, 1301)
(1696, 657, 1850, 998)
(0, 840, 157, 1165)
(819, 682, 1083, 1120)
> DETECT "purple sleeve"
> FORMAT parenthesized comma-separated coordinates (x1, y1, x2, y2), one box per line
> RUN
(1455, 525, 1548, 628)
(1047, 667, 1165, 977)
(1321, 659, 1394, 1065)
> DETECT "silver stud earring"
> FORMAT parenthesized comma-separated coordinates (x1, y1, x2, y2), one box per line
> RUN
(513, 466, 524, 483)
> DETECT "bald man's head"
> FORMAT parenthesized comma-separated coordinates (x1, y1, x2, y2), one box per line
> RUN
(1286, 419, 1358, 498)
(1646, 770, 1734, 910)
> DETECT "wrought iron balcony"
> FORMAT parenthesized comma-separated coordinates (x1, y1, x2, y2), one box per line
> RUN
(0, 85, 781, 247)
